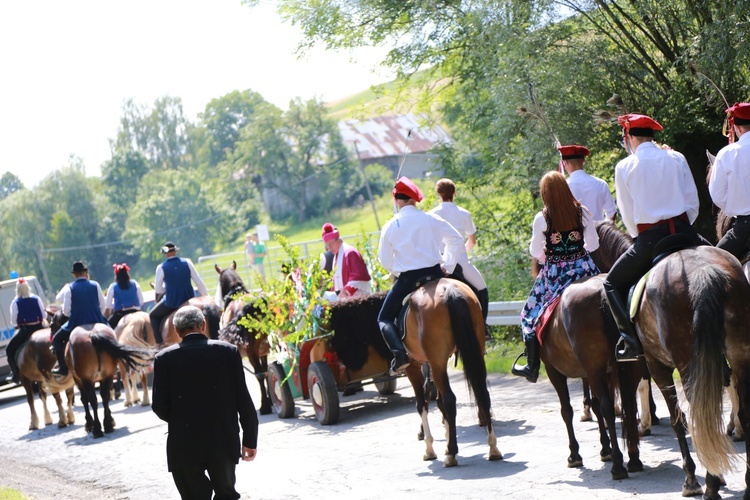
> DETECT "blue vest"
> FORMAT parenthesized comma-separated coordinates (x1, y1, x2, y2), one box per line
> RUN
(162, 257, 195, 308)
(16, 296, 43, 325)
(113, 281, 140, 311)
(66, 279, 108, 328)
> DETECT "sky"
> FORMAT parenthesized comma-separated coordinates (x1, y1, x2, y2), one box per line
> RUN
(0, 0, 393, 188)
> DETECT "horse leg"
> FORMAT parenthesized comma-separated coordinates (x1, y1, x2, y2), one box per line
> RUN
(22, 379, 39, 430)
(547, 367, 582, 467)
(51, 391, 68, 428)
(580, 379, 593, 422)
(140, 370, 151, 406)
(406, 364, 436, 460)
(637, 378, 652, 436)
(119, 361, 134, 407)
(647, 377, 660, 425)
(651, 364, 702, 497)
(79, 381, 96, 435)
(66, 387, 76, 425)
(727, 378, 745, 442)
(588, 395, 612, 461)
(100, 378, 115, 434)
(616, 362, 643, 473)
(432, 364, 458, 467)
(736, 374, 750, 500)
(38, 384, 53, 426)
(589, 377, 628, 480)
(255, 372, 272, 416)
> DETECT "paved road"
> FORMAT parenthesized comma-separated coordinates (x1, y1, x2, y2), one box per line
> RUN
(0, 366, 747, 499)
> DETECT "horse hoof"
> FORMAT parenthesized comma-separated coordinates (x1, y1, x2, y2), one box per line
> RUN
(627, 459, 644, 473)
(640, 428, 651, 437)
(423, 452, 437, 461)
(93, 430, 104, 438)
(58, 422, 67, 429)
(567, 457, 583, 468)
(488, 452, 503, 461)
(28, 425, 38, 431)
(600, 453, 612, 462)
(259, 406, 273, 416)
(681, 482, 703, 497)
(611, 468, 628, 481)
(124, 402, 132, 408)
(443, 456, 458, 468)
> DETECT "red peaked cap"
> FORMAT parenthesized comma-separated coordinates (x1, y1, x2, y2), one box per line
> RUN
(321, 223, 339, 243)
(618, 114, 663, 136)
(557, 145, 590, 160)
(392, 176, 424, 202)
(727, 103, 750, 123)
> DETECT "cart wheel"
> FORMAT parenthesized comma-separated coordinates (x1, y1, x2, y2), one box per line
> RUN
(375, 377, 397, 395)
(268, 362, 295, 419)
(308, 361, 340, 425)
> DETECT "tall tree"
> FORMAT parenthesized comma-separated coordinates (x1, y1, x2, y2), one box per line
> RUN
(0, 172, 24, 200)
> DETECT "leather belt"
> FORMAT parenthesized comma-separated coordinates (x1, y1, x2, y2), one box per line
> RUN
(637, 213, 688, 235)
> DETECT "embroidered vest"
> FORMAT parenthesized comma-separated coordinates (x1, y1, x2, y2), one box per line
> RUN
(543, 209, 587, 263)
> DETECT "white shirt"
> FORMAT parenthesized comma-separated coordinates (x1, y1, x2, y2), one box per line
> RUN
(428, 202, 476, 239)
(709, 132, 750, 217)
(60, 279, 107, 316)
(378, 205, 465, 276)
(566, 170, 616, 221)
(614, 142, 700, 237)
(529, 210, 599, 262)
(10, 295, 45, 326)
(105, 281, 145, 311)
(153, 257, 209, 297)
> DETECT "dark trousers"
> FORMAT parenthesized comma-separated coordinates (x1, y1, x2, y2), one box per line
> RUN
(52, 327, 72, 367)
(717, 215, 750, 261)
(108, 308, 139, 329)
(149, 300, 176, 344)
(171, 460, 239, 500)
(6, 324, 44, 378)
(377, 264, 443, 325)
(605, 220, 710, 297)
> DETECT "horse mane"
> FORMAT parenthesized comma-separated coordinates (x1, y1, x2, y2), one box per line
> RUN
(592, 221, 633, 272)
(219, 298, 264, 347)
(716, 210, 731, 241)
(327, 291, 391, 371)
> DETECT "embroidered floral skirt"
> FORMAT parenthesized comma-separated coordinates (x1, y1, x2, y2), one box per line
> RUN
(520, 253, 600, 341)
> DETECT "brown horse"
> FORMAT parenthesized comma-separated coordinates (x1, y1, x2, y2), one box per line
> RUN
(15, 315, 75, 430)
(402, 277, 501, 467)
(66, 320, 151, 438)
(114, 311, 155, 407)
(215, 262, 272, 415)
(156, 296, 221, 346)
(596, 220, 750, 498)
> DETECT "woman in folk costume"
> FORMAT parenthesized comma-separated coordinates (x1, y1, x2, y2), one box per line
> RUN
(5, 278, 46, 384)
(512, 171, 600, 383)
(105, 263, 144, 329)
(321, 223, 372, 298)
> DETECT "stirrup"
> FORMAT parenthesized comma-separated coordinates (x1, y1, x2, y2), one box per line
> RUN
(615, 338, 643, 362)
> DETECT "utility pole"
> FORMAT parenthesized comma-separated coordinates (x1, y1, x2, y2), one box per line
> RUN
(35, 248, 54, 302)
(354, 141, 381, 231)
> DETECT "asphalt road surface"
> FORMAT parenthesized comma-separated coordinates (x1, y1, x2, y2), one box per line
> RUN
(0, 365, 748, 500)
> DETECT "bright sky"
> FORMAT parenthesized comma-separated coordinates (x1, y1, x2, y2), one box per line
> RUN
(0, 0, 393, 188)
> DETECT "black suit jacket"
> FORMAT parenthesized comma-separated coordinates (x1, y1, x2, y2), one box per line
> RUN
(152, 333, 258, 471)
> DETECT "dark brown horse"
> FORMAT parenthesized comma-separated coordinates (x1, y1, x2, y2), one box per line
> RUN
(402, 277, 501, 467)
(15, 311, 75, 430)
(64, 316, 151, 438)
(596, 220, 750, 498)
(215, 261, 272, 415)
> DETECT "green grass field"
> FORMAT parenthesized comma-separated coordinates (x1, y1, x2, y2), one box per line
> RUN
(0, 487, 26, 500)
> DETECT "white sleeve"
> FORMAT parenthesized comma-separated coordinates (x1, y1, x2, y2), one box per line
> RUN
(10, 299, 18, 326)
(529, 212, 547, 261)
(187, 259, 209, 297)
(96, 282, 107, 314)
(377, 222, 394, 273)
(154, 265, 165, 295)
(615, 164, 637, 237)
(708, 153, 728, 212)
(582, 211, 600, 252)
(436, 216, 465, 274)
(135, 282, 144, 307)
(105, 283, 116, 310)
(62, 287, 72, 316)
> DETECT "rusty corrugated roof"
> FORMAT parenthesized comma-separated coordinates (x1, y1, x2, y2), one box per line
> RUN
(338, 113, 452, 160)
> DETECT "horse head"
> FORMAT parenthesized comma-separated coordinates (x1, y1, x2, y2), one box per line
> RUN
(215, 260, 248, 303)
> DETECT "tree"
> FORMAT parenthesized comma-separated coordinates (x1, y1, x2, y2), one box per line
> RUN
(229, 97, 359, 222)
(0, 172, 24, 200)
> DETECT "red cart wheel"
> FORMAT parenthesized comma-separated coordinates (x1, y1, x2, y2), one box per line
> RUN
(268, 362, 295, 418)
(308, 361, 340, 425)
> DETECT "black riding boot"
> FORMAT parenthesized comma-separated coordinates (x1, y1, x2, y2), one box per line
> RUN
(604, 283, 643, 362)
(51, 331, 69, 376)
(379, 321, 410, 375)
(6, 357, 19, 384)
(476, 288, 489, 325)
(511, 337, 540, 383)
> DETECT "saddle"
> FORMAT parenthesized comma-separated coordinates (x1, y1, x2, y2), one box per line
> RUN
(395, 272, 441, 340)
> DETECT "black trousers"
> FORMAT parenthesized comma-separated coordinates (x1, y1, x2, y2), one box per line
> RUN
(171, 460, 239, 500)
(149, 300, 176, 343)
(604, 220, 710, 297)
(377, 264, 443, 325)
(717, 215, 750, 261)
(6, 323, 44, 375)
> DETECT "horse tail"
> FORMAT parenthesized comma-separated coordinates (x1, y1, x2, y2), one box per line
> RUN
(684, 264, 736, 476)
(445, 284, 491, 420)
(203, 303, 221, 340)
(90, 333, 151, 373)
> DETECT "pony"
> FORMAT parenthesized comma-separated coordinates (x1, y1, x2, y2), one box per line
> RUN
(61, 311, 152, 438)
(114, 311, 155, 407)
(596, 220, 750, 498)
(215, 261, 272, 415)
(15, 310, 75, 430)
(401, 277, 502, 467)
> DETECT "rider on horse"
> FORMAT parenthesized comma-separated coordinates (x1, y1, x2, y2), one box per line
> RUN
(709, 102, 750, 262)
(321, 222, 371, 298)
(513, 170, 601, 383)
(51, 261, 109, 376)
(5, 278, 46, 384)
(105, 263, 144, 329)
(377, 176, 465, 375)
(428, 178, 490, 324)
(604, 114, 710, 362)
(149, 241, 209, 344)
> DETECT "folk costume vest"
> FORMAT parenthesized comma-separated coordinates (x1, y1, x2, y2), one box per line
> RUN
(15, 296, 43, 325)
(162, 257, 195, 308)
(68, 279, 107, 327)
(113, 281, 140, 311)
(543, 209, 586, 263)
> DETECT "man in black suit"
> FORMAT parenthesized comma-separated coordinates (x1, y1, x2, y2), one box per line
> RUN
(152, 305, 258, 500)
